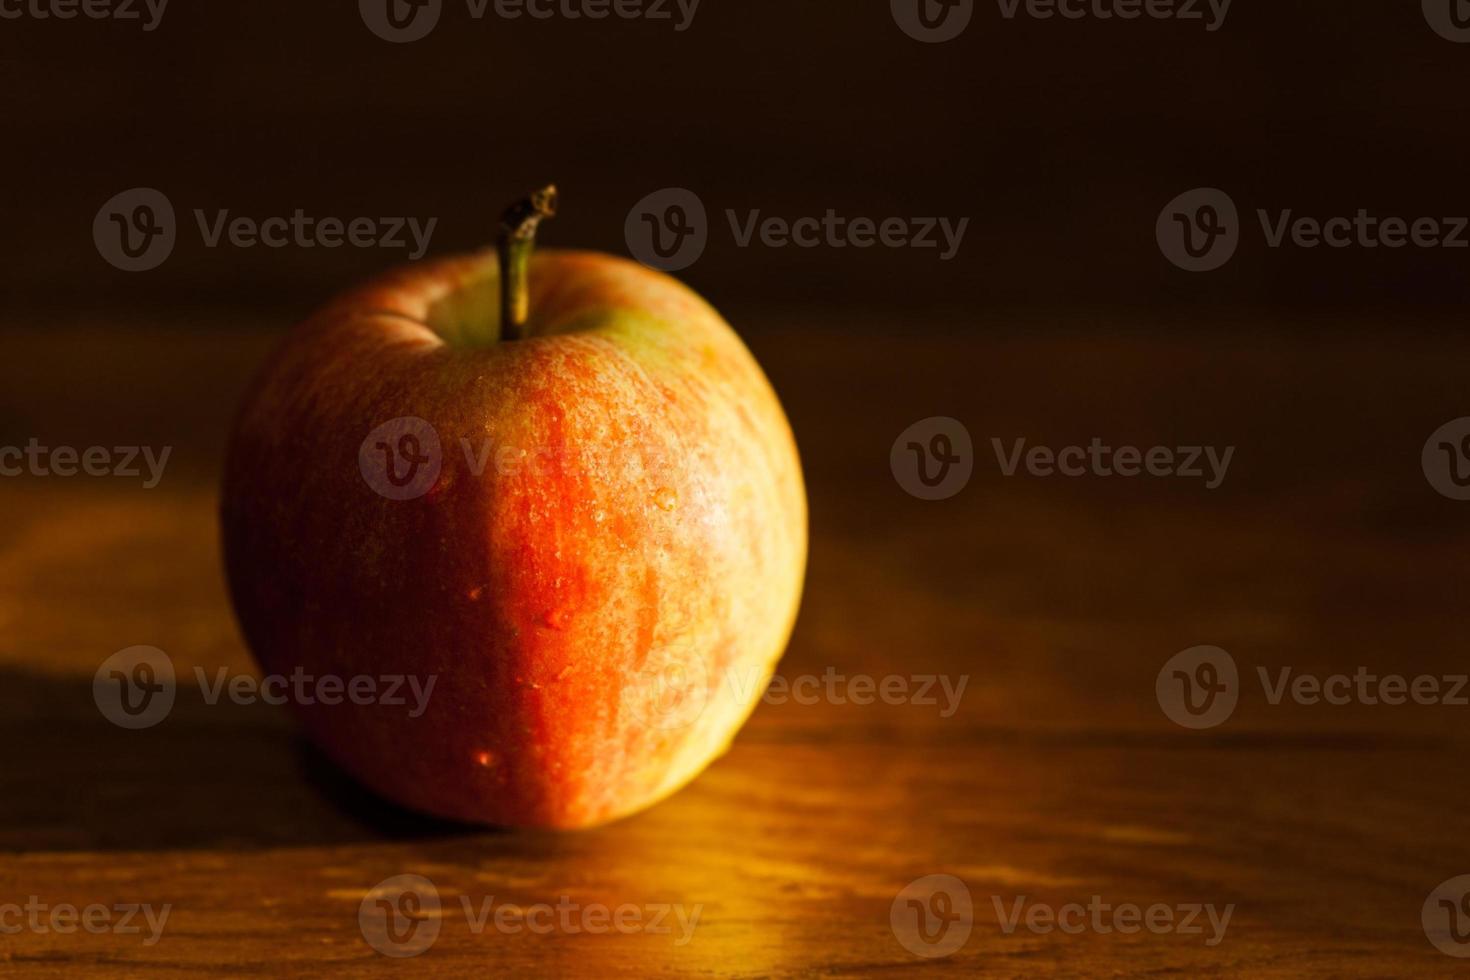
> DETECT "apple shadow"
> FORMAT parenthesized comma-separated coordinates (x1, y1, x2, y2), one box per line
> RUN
(0, 667, 489, 852)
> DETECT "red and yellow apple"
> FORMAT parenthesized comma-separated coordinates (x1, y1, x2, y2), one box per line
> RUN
(220, 191, 806, 828)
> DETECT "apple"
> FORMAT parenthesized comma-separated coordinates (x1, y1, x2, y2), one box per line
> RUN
(220, 188, 807, 828)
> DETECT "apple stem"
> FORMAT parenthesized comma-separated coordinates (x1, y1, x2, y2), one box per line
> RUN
(498, 185, 558, 341)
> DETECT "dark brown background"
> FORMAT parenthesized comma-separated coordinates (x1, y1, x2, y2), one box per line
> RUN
(0, 0, 1466, 321)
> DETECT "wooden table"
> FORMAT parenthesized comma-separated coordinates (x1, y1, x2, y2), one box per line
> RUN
(2, 313, 1468, 976)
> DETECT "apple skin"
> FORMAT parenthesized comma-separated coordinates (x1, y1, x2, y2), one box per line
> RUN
(220, 249, 806, 829)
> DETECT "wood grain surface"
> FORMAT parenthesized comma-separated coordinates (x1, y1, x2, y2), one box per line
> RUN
(2, 314, 1469, 977)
